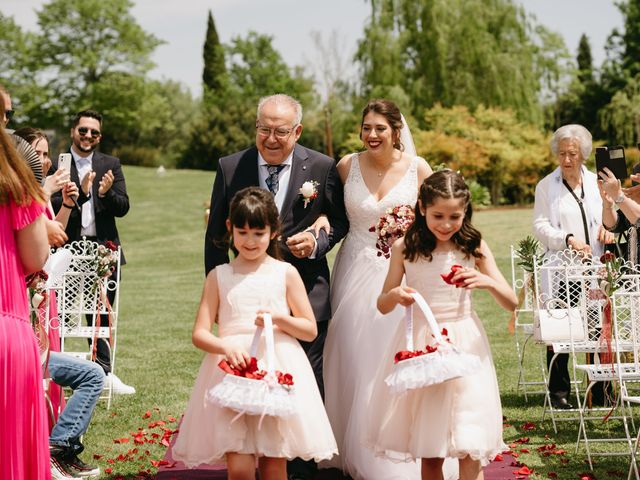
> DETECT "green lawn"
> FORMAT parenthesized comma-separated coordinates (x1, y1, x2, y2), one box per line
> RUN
(81, 166, 630, 478)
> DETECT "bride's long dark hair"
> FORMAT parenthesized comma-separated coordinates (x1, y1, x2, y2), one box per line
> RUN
(404, 170, 483, 262)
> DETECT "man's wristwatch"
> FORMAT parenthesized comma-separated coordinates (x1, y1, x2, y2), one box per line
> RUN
(614, 193, 626, 204)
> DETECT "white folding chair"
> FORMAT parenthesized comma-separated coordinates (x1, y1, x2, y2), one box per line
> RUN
(611, 288, 640, 480)
(56, 238, 121, 408)
(565, 266, 640, 468)
(534, 250, 640, 468)
(510, 245, 546, 401)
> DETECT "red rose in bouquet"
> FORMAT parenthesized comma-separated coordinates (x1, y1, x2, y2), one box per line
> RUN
(369, 204, 415, 259)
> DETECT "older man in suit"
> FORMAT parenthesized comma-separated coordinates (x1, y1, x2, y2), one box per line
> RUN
(51, 109, 134, 395)
(205, 93, 348, 480)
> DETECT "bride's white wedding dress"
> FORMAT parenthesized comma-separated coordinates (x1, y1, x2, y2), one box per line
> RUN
(323, 154, 457, 479)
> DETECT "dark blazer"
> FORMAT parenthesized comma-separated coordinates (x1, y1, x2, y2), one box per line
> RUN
(51, 151, 130, 263)
(204, 144, 348, 323)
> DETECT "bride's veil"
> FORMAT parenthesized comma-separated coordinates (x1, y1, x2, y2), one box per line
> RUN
(399, 114, 417, 157)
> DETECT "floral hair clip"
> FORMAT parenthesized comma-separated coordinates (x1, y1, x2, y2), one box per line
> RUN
(299, 181, 319, 208)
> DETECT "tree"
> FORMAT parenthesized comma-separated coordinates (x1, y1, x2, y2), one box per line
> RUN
(24, 0, 162, 126)
(596, 0, 640, 143)
(357, 0, 547, 125)
(179, 31, 317, 170)
(600, 73, 640, 146)
(576, 34, 594, 84)
(202, 10, 226, 93)
(414, 104, 550, 205)
(614, 0, 640, 78)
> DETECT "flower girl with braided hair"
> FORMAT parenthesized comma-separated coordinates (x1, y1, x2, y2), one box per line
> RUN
(172, 187, 337, 480)
(370, 170, 517, 480)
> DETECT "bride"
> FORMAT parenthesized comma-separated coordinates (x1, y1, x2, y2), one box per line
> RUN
(321, 99, 444, 479)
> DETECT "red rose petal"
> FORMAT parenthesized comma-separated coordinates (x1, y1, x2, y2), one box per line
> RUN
(513, 465, 533, 475)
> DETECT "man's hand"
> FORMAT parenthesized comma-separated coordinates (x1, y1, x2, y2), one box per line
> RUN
(286, 231, 316, 259)
(98, 169, 114, 197)
(81, 171, 96, 196)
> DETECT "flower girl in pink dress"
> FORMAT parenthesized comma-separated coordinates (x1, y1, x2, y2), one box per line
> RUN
(370, 170, 517, 480)
(172, 187, 337, 479)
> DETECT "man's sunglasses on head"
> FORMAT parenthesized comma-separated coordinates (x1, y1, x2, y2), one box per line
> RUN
(78, 127, 101, 138)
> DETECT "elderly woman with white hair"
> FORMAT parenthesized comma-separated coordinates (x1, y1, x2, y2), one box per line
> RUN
(533, 124, 613, 409)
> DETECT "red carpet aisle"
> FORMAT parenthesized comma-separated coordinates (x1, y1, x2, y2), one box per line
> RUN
(156, 440, 523, 480)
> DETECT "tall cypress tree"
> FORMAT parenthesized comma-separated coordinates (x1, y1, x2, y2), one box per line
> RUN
(576, 34, 594, 84)
(202, 10, 225, 92)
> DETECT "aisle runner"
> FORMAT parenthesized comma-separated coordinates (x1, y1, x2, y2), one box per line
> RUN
(156, 433, 521, 480)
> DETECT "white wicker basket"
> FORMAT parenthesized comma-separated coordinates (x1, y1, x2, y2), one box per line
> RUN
(385, 292, 481, 395)
(206, 313, 296, 418)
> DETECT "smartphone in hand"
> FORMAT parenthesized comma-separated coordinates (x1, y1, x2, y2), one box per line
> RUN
(58, 153, 72, 172)
(595, 145, 627, 180)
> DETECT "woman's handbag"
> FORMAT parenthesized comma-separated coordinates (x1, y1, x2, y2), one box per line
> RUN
(533, 308, 586, 342)
(206, 313, 296, 418)
(385, 292, 481, 395)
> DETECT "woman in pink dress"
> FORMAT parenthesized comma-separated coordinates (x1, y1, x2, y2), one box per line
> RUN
(14, 127, 77, 423)
(0, 113, 52, 479)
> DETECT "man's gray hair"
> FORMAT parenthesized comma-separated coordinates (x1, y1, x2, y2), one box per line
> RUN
(257, 94, 303, 125)
(550, 124, 593, 160)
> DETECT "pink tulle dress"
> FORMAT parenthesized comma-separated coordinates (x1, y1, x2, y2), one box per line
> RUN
(172, 259, 337, 468)
(0, 198, 51, 479)
(368, 250, 506, 466)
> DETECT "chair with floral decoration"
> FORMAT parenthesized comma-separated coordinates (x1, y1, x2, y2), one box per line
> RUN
(54, 237, 121, 408)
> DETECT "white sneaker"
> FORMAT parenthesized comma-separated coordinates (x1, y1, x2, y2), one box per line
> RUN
(107, 373, 136, 395)
(50, 456, 81, 479)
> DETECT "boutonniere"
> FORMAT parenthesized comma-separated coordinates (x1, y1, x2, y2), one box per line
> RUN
(299, 181, 319, 208)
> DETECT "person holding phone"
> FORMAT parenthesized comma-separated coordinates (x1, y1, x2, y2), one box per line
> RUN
(533, 124, 614, 410)
(50, 109, 134, 395)
(13, 128, 78, 229)
(599, 164, 640, 263)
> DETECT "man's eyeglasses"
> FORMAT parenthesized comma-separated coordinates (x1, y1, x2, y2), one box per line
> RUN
(4, 109, 14, 121)
(77, 127, 101, 138)
(256, 124, 297, 139)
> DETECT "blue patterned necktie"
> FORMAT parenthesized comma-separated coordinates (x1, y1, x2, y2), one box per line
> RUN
(265, 164, 285, 195)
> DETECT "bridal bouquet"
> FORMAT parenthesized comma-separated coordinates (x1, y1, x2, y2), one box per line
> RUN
(369, 204, 415, 258)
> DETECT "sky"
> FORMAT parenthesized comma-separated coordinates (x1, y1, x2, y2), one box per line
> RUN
(1, 0, 625, 96)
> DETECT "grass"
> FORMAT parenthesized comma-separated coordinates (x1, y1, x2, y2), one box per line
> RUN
(80, 166, 630, 478)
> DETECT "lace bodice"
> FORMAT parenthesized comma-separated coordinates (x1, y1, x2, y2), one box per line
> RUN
(215, 260, 289, 337)
(340, 153, 419, 263)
